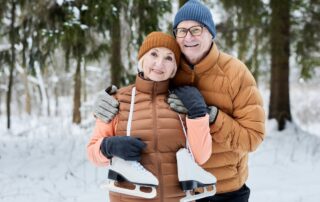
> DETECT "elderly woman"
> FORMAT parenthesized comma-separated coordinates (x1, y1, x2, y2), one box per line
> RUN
(87, 32, 213, 202)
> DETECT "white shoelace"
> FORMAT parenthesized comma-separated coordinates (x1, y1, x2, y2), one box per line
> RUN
(127, 87, 136, 137)
(177, 114, 195, 161)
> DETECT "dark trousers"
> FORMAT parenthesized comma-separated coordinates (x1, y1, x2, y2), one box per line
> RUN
(196, 184, 250, 202)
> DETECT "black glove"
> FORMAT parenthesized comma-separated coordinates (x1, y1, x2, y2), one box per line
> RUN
(100, 136, 146, 161)
(173, 86, 208, 119)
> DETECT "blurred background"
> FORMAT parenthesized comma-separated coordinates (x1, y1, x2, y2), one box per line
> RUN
(0, 0, 319, 202)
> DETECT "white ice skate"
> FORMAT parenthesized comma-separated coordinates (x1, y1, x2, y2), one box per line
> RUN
(100, 156, 159, 198)
(176, 148, 217, 202)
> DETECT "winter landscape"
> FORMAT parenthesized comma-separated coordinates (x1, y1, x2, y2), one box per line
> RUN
(1, 80, 320, 202)
(1, 0, 320, 202)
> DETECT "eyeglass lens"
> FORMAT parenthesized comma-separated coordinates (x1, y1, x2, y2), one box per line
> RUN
(175, 25, 203, 38)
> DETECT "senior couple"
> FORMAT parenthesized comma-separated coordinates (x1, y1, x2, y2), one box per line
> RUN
(87, 1, 265, 202)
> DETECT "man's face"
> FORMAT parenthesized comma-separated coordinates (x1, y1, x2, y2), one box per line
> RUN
(176, 20, 213, 65)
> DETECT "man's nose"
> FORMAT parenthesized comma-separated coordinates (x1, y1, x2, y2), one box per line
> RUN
(184, 30, 194, 40)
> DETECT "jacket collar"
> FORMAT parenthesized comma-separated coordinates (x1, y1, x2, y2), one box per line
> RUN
(135, 75, 169, 95)
(180, 42, 220, 74)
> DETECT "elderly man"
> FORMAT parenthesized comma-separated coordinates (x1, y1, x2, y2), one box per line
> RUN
(93, 1, 265, 201)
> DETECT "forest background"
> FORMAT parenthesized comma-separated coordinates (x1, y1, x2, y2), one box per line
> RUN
(0, 0, 320, 201)
(0, 0, 319, 130)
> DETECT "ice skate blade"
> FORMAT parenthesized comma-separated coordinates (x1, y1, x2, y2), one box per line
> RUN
(101, 180, 157, 199)
(180, 186, 216, 202)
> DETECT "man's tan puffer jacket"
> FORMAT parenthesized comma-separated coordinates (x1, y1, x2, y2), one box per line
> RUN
(172, 43, 265, 193)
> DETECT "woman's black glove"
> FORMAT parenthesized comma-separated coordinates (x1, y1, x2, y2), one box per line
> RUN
(173, 86, 208, 119)
(100, 136, 146, 161)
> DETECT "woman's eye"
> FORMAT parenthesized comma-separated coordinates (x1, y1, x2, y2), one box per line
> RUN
(151, 52, 157, 57)
(166, 56, 173, 61)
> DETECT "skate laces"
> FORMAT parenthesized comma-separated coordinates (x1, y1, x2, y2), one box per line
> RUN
(125, 88, 146, 172)
(177, 114, 195, 161)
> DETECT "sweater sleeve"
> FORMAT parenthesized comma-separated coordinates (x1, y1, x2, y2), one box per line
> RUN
(86, 117, 118, 167)
(186, 114, 212, 165)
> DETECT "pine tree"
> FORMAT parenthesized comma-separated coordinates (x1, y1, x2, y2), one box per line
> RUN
(269, 0, 292, 130)
(218, 0, 269, 81)
(293, 0, 320, 79)
(6, 0, 17, 129)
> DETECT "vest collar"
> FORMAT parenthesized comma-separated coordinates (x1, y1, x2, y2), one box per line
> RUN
(180, 42, 220, 74)
(135, 75, 169, 95)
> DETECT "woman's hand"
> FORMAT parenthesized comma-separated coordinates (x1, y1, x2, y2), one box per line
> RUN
(100, 136, 146, 161)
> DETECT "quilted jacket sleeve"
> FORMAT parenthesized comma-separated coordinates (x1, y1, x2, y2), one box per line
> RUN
(87, 117, 118, 167)
(211, 62, 265, 152)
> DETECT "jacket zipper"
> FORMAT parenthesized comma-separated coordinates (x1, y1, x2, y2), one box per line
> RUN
(152, 83, 163, 202)
(191, 70, 195, 84)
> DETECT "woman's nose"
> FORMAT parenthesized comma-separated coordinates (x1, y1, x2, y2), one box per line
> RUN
(155, 58, 165, 67)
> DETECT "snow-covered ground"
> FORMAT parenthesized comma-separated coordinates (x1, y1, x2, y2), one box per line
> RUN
(248, 120, 320, 202)
(1, 81, 320, 202)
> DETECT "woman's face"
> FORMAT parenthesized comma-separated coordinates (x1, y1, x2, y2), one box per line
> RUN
(140, 47, 177, 82)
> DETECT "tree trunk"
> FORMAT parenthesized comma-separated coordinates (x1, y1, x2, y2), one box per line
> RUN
(7, 0, 16, 129)
(54, 85, 59, 116)
(65, 47, 70, 72)
(269, 0, 292, 131)
(252, 29, 259, 82)
(22, 36, 31, 114)
(72, 55, 82, 124)
(83, 60, 87, 102)
(110, 1, 124, 87)
(35, 63, 48, 116)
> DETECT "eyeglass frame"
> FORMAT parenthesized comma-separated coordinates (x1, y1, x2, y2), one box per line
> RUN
(173, 24, 205, 38)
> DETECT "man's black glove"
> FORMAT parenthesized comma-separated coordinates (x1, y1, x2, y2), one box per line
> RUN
(173, 86, 208, 119)
(100, 136, 146, 161)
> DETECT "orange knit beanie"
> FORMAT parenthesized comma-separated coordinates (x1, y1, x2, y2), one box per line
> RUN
(138, 32, 181, 66)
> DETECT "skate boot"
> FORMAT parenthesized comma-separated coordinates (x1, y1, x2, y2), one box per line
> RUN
(176, 148, 217, 202)
(100, 156, 159, 199)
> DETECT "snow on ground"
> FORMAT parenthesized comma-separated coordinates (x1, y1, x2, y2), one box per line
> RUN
(248, 120, 320, 202)
(1, 82, 320, 202)
(0, 116, 106, 202)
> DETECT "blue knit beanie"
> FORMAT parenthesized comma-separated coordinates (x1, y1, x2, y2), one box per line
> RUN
(173, 0, 216, 38)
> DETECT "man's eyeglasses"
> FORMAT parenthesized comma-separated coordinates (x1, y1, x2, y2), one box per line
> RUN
(173, 25, 204, 38)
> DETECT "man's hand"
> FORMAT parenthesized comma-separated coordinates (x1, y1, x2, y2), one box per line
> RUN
(93, 85, 119, 123)
(167, 93, 188, 114)
(173, 86, 208, 119)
